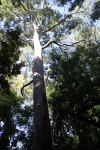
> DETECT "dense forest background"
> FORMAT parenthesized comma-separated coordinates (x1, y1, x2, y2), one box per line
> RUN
(0, 0, 100, 149)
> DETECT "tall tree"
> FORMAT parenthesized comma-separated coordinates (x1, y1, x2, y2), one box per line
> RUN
(32, 25, 52, 150)
(0, 0, 99, 149)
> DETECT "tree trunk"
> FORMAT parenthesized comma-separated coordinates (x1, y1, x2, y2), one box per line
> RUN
(32, 25, 52, 150)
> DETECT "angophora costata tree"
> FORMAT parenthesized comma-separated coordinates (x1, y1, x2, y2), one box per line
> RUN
(0, 0, 97, 149)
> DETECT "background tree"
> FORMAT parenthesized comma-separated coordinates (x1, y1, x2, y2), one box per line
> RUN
(0, 0, 99, 149)
(47, 27, 100, 150)
(0, 20, 25, 148)
(0, 26, 24, 93)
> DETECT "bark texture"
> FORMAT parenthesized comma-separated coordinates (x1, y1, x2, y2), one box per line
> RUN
(32, 25, 52, 150)
(33, 57, 52, 150)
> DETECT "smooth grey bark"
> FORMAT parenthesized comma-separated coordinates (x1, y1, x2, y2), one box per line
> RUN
(32, 25, 52, 150)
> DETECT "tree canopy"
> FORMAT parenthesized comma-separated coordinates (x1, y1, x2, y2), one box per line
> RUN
(0, 0, 100, 149)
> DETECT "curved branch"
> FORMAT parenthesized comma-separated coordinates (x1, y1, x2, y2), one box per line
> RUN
(21, 80, 33, 96)
(42, 39, 86, 50)
(41, 11, 85, 34)
(42, 39, 54, 49)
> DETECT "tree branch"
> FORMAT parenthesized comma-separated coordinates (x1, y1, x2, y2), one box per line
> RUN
(41, 11, 85, 34)
(44, 69, 51, 84)
(42, 39, 86, 50)
(53, 40, 85, 47)
(42, 39, 54, 49)
(63, 40, 85, 46)
(37, 17, 43, 27)
(21, 80, 33, 96)
(20, 2, 29, 13)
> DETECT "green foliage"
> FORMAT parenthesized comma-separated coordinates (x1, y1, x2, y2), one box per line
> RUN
(56, 0, 85, 10)
(0, 90, 33, 149)
(56, 0, 71, 5)
(0, 91, 21, 148)
(0, 0, 99, 149)
(91, 1, 100, 21)
(0, 91, 22, 119)
(48, 41, 100, 149)
(0, 26, 24, 93)
(11, 0, 23, 7)
(69, 0, 84, 11)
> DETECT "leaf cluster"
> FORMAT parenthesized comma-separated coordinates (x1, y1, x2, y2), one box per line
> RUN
(0, 26, 24, 93)
(48, 41, 100, 149)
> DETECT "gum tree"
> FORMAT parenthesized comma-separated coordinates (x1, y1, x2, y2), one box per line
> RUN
(0, 0, 98, 149)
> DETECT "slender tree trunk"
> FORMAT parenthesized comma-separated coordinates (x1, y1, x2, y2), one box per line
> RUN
(32, 25, 52, 150)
